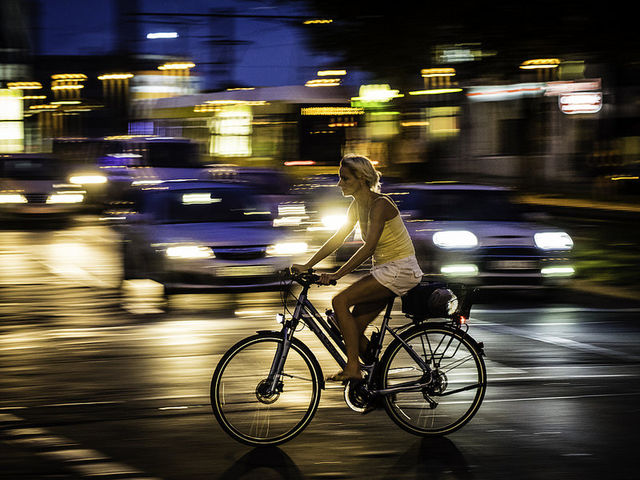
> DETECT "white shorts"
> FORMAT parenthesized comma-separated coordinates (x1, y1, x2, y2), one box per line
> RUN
(371, 255, 423, 297)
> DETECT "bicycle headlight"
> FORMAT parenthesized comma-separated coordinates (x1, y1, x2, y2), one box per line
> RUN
(433, 230, 478, 249)
(266, 242, 308, 256)
(165, 245, 214, 259)
(534, 232, 573, 250)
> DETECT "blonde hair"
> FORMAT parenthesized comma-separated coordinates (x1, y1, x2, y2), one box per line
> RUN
(340, 154, 381, 193)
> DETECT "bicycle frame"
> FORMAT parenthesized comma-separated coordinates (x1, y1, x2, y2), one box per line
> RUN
(265, 279, 434, 396)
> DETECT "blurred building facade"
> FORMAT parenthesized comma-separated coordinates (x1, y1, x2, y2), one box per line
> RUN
(3, 1, 640, 198)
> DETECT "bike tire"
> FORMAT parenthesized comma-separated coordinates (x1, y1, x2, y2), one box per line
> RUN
(379, 324, 486, 436)
(211, 333, 322, 446)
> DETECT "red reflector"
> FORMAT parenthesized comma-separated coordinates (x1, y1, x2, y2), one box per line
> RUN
(460, 316, 468, 324)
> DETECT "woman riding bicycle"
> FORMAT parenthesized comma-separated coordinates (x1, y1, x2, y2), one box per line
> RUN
(292, 154, 423, 381)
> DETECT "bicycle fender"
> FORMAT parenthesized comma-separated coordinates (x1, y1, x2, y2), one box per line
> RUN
(253, 331, 326, 390)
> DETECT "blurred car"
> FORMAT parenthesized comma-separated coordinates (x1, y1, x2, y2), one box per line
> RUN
(204, 165, 296, 217)
(67, 136, 205, 205)
(115, 180, 309, 293)
(280, 174, 358, 268)
(382, 183, 575, 289)
(0, 154, 86, 220)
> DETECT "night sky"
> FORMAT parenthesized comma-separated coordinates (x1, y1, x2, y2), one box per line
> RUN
(37, 0, 339, 87)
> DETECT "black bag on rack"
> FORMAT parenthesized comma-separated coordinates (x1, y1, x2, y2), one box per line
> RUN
(401, 280, 458, 319)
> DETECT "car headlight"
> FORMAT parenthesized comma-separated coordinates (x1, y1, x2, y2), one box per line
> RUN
(266, 242, 308, 256)
(46, 193, 84, 204)
(69, 174, 107, 185)
(165, 245, 214, 259)
(534, 232, 573, 250)
(433, 230, 478, 249)
(0, 193, 27, 204)
(321, 214, 347, 230)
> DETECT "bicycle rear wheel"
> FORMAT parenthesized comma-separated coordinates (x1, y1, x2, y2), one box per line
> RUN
(211, 333, 321, 446)
(379, 324, 486, 436)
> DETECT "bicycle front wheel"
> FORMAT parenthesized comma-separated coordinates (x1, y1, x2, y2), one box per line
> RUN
(211, 333, 321, 446)
(380, 324, 486, 436)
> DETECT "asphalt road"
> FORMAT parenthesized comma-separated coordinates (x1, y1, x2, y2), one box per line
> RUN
(1, 217, 640, 480)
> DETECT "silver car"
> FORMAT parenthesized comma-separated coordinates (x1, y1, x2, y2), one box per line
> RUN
(0, 154, 86, 220)
(117, 181, 308, 293)
(383, 183, 575, 289)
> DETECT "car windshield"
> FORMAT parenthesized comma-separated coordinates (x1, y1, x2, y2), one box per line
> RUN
(144, 188, 272, 223)
(144, 142, 202, 168)
(0, 158, 62, 180)
(389, 188, 525, 221)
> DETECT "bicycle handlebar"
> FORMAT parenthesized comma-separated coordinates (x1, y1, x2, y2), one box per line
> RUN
(279, 268, 337, 286)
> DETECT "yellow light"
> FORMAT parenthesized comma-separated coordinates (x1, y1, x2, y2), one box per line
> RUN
(520, 58, 561, 69)
(98, 73, 134, 80)
(317, 70, 347, 76)
(7, 82, 43, 90)
(303, 19, 333, 24)
(401, 121, 429, 127)
(301, 107, 364, 116)
(305, 78, 341, 87)
(421, 68, 456, 77)
(51, 74, 87, 80)
(29, 104, 59, 110)
(610, 176, 639, 181)
(158, 62, 195, 70)
(352, 84, 403, 102)
(21, 95, 47, 100)
(409, 88, 463, 95)
(51, 85, 84, 90)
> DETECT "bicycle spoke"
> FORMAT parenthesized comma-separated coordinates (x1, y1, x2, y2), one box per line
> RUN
(211, 335, 320, 445)
(381, 326, 486, 435)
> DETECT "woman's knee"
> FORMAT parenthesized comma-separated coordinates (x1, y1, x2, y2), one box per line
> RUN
(332, 292, 350, 311)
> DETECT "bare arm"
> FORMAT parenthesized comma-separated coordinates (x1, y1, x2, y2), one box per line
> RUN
(332, 197, 393, 280)
(294, 201, 358, 271)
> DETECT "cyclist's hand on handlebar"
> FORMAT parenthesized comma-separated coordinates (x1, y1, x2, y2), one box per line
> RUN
(290, 264, 308, 274)
(318, 273, 339, 285)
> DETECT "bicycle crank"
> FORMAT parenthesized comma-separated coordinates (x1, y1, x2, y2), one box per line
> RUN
(344, 380, 375, 414)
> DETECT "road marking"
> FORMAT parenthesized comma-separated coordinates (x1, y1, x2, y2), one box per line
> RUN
(473, 320, 640, 361)
(1, 413, 162, 479)
(483, 391, 640, 403)
(474, 307, 640, 315)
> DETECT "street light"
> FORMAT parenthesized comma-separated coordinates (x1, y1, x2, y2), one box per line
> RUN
(147, 32, 179, 39)
(520, 58, 561, 80)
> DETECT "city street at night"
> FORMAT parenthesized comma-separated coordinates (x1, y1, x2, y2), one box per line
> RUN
(1, 215, 639, 480)
(4, 1, 640, 479)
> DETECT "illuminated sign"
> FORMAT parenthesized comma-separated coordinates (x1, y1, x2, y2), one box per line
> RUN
(559, 92, 602, 114)
(466, 83, 545, 102)
(544, 79, 601, 96)
(351, 84, 402, 108)
(301, 107, 364, 116)
(0, 89, 23, 153)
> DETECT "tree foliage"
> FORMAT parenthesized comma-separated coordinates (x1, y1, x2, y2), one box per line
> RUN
(276, 0, 639, 86)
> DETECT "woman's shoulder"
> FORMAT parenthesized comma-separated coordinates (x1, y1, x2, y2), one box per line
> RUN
(372, 193, 397, 208)
(371, 194, 398, 218)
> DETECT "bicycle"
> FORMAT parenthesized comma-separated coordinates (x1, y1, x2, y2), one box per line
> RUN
(210, 269, 487, 446)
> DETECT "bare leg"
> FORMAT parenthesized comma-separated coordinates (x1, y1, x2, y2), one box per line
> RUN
(352, 300, 388, 359)
(331, 275, 394, 380)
